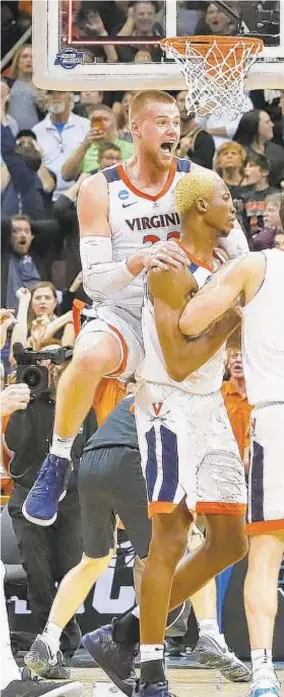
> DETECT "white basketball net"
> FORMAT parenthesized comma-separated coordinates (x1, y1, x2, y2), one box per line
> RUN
(162, 38, 262, 120)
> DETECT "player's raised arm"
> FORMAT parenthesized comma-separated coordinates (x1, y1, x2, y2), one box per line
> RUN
(179, 253, 265, 338)
(149, 266, 241, 382)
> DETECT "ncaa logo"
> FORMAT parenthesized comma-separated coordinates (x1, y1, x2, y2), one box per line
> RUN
(54, 48, 84, 70)
(118, 190, 129, 201)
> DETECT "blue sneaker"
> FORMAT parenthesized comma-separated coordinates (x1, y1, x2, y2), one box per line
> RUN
(132, 682, 176, 697)
(250, 675, 280, 697)
(82, 623, 138, 697)
(22, 454, 70, 526)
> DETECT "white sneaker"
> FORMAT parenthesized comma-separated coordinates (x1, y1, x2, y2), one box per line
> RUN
(250, 669, 280, 697)
(193, 633, 251, 682)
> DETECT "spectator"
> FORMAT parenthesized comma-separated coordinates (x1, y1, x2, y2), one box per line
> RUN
(32, 91, 90, 200)
(5, 353, 97, 663)
(196, 94, 254, 151)
(221, 350, 252, 471)
(98, 141, 122, 168)
(195, 2, 238, 35)
(1, 80, 18, 139)
(62, 105, 134, 180)
(116, 1, 163, 62)
(73, 5, 118, 63)
(176, 91, 215, 169)
(116, 91, 134, 141)
(241, 152, 278, 243)
(214, 141, 247, 223)
(10, 285, 75, 359)
(52, 174, 91, 296)
(2, 216, 45, 312)
(233, 108, 284, 189)
(1, 80, 18, 185)
(74, 90, 104, 118)
(1, 119, 56, 220)
(16, 129, 56, 195)
(1, 2, 24, 59)
(1, 214, 67, 312)
(96, 0, 132, 35)
(251, 192, 283, 250)
(118, 1, 163, 36)
(177, 1, 200, 35)
(133, 48, 153, 62)
(215, 141, 246, 190)
(7, 45, 40, 131)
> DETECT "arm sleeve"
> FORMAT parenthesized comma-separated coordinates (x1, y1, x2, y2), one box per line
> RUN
(80, 235, 135, 300)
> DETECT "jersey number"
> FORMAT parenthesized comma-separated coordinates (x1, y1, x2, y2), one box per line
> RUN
(143, 231, 180, 245)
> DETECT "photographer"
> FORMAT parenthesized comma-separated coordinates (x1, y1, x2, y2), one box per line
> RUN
(5, 345, 97, 675)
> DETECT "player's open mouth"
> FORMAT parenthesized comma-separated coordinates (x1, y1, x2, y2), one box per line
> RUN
(160, 142, 175, 156)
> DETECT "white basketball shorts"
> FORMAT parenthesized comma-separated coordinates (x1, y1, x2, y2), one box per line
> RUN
(76, 304, 144, 380)
(135, 383, 247, 518)
(246, 402, 284, 535)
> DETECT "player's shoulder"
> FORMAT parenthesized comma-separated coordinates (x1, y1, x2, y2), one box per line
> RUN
(79, 169, 108, 197)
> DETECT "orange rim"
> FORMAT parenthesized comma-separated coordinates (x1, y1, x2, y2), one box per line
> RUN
(160, 35, 264, 69)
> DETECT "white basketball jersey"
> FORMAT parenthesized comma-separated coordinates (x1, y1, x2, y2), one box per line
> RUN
(242, 248, 284, 405)
(95, 158, 191, 315)
(137, 249, 227, 395)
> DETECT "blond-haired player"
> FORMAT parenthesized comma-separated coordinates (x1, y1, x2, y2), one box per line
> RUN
(173, 193, 284, 697)
(100, 169, 247, 697)
(23, 90, 248, 529)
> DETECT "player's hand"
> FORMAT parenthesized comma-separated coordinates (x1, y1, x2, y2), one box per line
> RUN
(1, 383, 31, 416)
(145, 241, 188, 271)
(0, 309, 16, 349)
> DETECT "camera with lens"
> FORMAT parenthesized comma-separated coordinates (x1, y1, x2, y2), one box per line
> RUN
(13, 343, 73, 396)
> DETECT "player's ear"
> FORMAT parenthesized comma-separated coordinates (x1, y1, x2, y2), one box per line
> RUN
(131, 116, 141, 138)
(196, 197, 208, 214)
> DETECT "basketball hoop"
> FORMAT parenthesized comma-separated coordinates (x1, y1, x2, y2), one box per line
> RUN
(160, 35, 264, 120)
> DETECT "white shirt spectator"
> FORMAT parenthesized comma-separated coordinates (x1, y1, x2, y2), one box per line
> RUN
(33, 112, 89, 200)
(197, 94, 254, 150)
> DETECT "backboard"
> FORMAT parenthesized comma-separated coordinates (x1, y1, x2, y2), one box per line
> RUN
(32, 0, 284, 91)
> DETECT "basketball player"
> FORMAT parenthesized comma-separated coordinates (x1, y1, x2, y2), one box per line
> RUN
(172, 194, 284, 697)
(22, 90, 249, 527)
(24, 400, 250, 690)
(82, 170, 248, 697)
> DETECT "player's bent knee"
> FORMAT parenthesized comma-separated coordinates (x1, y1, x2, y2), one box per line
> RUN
(74, 333, 121, 376)
(203, 526, 248, 572)
(228, 532, 248, 564)
(72, 346, 113, 376)
(212, 531, 248, 568)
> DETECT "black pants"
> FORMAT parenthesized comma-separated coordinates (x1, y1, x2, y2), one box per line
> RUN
(8, 484, 82, 650)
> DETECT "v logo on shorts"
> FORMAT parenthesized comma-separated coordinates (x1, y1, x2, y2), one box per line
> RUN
(152, 401, 163, 416)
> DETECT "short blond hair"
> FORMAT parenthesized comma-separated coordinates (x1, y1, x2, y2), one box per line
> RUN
(174, 170, 224, 218)
(130, 90, 176, 121)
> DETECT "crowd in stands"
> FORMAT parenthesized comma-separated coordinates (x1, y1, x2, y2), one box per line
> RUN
(1, 0, 284, 674)
(58, 1, 280, 64)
